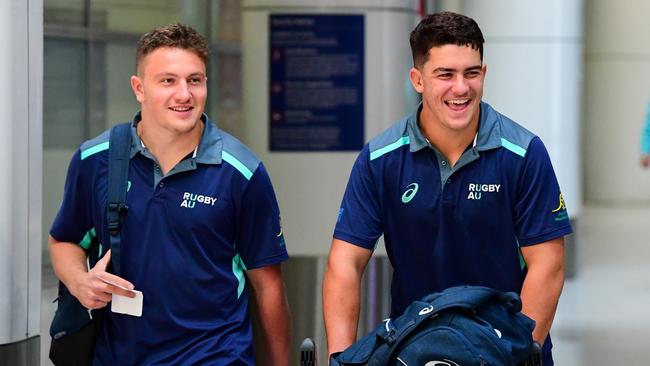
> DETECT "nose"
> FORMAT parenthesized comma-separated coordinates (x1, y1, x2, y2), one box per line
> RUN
(174, 80, 191, 101)
(451, 75, 469, 95)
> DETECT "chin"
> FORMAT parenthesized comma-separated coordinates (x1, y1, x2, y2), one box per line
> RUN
(167, 118, 201, 133)
(445, 119, 474, 131)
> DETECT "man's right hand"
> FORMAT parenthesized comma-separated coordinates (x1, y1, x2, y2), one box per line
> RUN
(71, 249, 136, 309)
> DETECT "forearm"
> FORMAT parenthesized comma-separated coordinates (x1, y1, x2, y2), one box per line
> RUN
(322, 264, 362, 356)
(49, 236, 88, 294)
(247, 265, 291, 366)
(520, 262, 564, 343)
(254, 284, 291, 366)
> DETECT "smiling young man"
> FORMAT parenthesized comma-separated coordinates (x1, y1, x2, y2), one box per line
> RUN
(49, 24, 291, 365)
(323, 11, 571, 365)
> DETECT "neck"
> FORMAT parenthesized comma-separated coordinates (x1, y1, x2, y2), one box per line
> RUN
(419, 109, 478, 167)
(137, 118, 204, 174)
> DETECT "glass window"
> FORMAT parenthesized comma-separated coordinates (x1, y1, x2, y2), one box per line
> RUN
(43, 38, 86, 149)
(44, 0, 85, 27)
(90, 0, 210, 35)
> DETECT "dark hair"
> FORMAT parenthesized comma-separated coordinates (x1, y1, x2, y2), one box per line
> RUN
(409, 11, 485, 68)
(135, 23, 209, 72)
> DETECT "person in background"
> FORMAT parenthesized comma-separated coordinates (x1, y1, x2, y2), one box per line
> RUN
(323, 11, 571, 365)
(641, 101, 650, 168)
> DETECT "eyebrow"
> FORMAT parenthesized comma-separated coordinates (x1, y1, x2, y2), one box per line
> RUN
(433, 65, 482, 73)
(154, 72, 206, 79)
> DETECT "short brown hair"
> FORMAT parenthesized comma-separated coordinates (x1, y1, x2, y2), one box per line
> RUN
(409, 11, 484, 68)
(135, 23, 209, 73)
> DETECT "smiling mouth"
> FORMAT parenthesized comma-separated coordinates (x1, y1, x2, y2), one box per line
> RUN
(169, 106, 193, 112)
(445, 99, 470, 110)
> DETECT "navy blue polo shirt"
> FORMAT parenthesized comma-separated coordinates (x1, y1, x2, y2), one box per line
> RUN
(334, 101, 571, 360)
(51, 113, 288, 365)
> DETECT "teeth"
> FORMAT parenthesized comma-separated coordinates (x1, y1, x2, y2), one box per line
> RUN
(448, 99, 469, 105)
(170, 107, 191, 112)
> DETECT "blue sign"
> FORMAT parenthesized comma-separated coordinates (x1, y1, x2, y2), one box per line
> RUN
(269, 14, 364, 151)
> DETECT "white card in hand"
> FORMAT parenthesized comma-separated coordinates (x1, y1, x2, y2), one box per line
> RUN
(111, 290, 143, 317)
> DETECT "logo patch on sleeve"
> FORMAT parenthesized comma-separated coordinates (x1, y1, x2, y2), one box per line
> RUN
(551, 193, 568, 221)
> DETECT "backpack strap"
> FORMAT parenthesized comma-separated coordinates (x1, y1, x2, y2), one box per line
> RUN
(107, 123, 132, 275)
(367, 302, 440, 366)
(419, 286, 521, 313)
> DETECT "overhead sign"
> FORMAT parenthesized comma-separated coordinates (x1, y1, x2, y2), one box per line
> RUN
(269, 14, 365, 151)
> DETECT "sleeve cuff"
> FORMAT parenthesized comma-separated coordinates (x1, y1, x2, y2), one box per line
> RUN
(333, 230, 377, 250)
(518, 225, 573, 246)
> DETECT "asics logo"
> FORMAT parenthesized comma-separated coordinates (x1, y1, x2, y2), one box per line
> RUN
(424, 361, 460, 366)
(419, 305, 434, 315)
(401, 183, 419, 203)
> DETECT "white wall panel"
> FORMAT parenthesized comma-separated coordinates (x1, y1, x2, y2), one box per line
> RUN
(0, 0, 42, 345)
(484, 41, 582, 215)
(242, 1, 418, 256)
(460, 0, 584, 217)
(584, 0, 650, 203)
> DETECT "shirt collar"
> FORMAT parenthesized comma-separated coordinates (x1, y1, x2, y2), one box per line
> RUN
(128, 112, 223, 165)
(406, 101, 502, 153)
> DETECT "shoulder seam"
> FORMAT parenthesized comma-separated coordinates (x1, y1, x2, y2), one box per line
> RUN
(222, 150, 256, 180)
(370, 136, 410, 161)
(368, 118, 410, 161)
(80, 141, 109, 160)
(80, 128, 112, 160)
(500, 138, 527, 158)
(219, 131, 260, 181)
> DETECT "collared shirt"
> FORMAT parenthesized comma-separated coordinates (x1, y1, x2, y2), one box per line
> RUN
(51, 113, 288, 365)
(334, 101, 571, 352)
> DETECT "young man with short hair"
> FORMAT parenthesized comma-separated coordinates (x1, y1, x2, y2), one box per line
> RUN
(323, 11, 571, 365)
(50, 23, 291, 365)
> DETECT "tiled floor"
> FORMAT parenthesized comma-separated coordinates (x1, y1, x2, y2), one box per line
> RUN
(551, 205, 650, 365)
(39, 204, 650, 365)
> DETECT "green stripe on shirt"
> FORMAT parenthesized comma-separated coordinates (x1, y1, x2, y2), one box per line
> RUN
(370, 136, 410, 161)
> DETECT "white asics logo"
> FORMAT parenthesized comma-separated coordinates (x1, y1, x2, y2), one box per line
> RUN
(424, 361, 460, 366)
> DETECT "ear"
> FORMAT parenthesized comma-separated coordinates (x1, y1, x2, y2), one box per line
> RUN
(409, 67, 424, 94)
(130, 75, 145, 103)
(482, 63, 487, 79)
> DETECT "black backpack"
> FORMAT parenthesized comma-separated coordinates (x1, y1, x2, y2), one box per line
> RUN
(49, 123, 131, 365)
(330, 285, 539, 366)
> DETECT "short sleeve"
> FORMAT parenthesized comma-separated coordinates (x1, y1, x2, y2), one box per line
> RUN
(50, 149, 95, 248)
(235, 163, 288, 269)
(514, 137, 573, 246)
(333, 146, 382, 249)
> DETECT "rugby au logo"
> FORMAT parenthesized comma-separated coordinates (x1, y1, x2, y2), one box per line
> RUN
(180, 192, 218, 208)
(467, 183, 501, 200)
